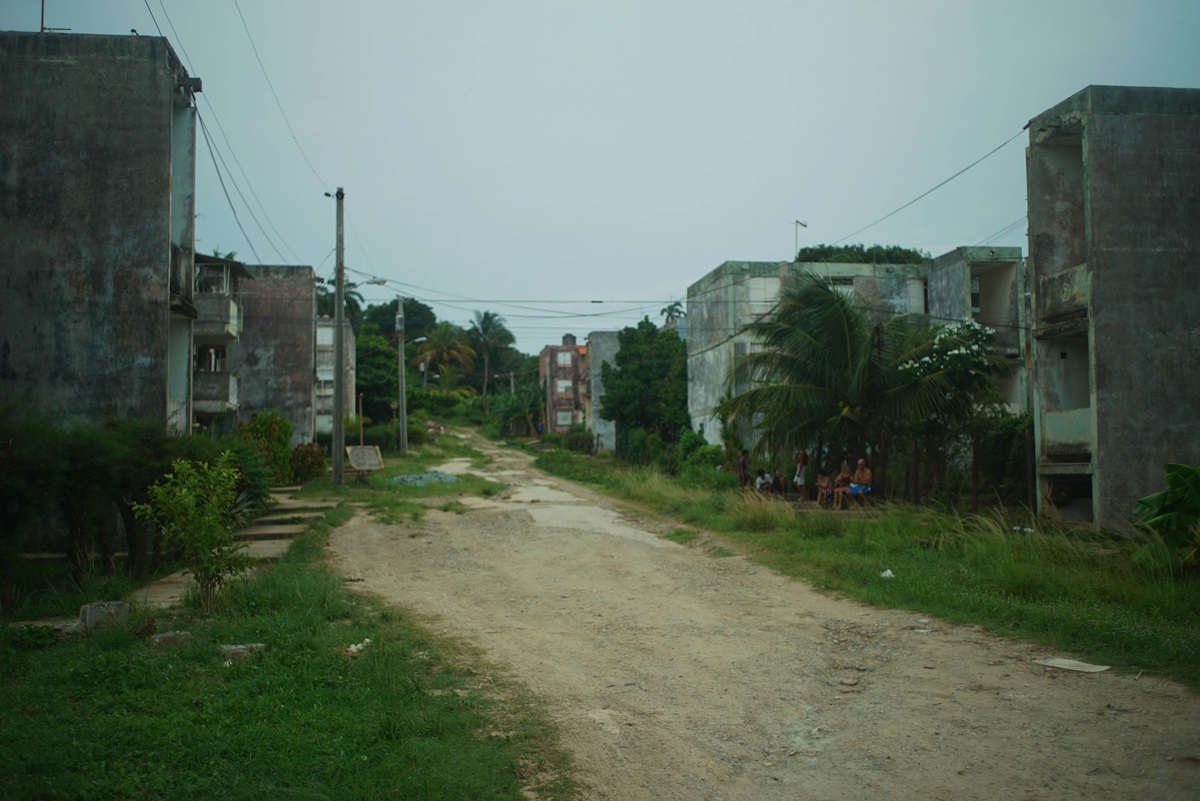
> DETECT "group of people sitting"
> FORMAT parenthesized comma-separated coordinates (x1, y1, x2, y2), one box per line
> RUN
(739, 449, 873, 510)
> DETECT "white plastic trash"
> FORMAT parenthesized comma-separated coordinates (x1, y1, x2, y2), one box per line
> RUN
(880, 569, 894, 579)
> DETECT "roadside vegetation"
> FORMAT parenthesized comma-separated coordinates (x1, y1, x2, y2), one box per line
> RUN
(532, 446, 1200, 688)
(1, 437, 575, 801)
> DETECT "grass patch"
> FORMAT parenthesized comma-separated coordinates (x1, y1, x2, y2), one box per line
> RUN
(664, 529, 698, 545)
(533, 447, 1200, 688)
(0, 520, 576, 800)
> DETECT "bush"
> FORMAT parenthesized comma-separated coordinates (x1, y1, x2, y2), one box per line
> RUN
(564, 427, 594, 454)
(237, 410, 294, 485)
(133, 452, 249, 611)
(290, 443, 327, 483)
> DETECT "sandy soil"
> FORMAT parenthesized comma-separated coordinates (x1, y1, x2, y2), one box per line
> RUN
(327, 436, 1200, 801)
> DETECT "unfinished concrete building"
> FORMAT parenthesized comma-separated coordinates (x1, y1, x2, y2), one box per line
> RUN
(1027, 85, 1200, 527)
(585, 330, 620, 452)
(0, 33, 200, 431)
(925, 246, 1027, 410)
(686, 260, 925, 443)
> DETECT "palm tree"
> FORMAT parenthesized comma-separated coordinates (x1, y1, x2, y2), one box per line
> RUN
(413, 322, 476, 387)
(315, 283, 365, 332)
(721, 271, 956, 473)
(468, 311, 515, 400)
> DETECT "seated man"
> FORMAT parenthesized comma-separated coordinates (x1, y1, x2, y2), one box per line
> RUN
(754, 469, 772, 493)
(833, 459, 872, 509)
(770, 467, 788, 500)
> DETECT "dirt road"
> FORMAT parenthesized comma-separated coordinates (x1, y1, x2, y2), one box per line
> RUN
(328, 438, 1200, 800)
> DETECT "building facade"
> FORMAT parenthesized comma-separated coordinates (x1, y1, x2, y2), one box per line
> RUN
(315, 316, 356, 435)
(686, 260, 925, 443)
(225, 264, 318, 445)
(539, 334, 588, 435)
(1026, 85, 1200, 527)
(585, 330, 620, 452)
(924, 246, 1028, 411)
(0, 33, 200, 432)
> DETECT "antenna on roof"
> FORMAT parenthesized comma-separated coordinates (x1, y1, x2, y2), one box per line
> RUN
(40, 1, 71, 33)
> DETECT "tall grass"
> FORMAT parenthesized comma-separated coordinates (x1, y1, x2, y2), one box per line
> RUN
(1, 501, 576, 800)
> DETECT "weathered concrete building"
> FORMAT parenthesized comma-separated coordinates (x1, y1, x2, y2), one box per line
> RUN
(686, 260, 926, 442)
(193, 255, 251, 426)
(539, 334, 587, 435)
(1026, 85, 1200, 527)
(924, 246, 1027, 410)
(585, 330, 620, 451)
(226, 264, 317, 445)
(314, 316, 356, 435)
(0, 33, 200, 431)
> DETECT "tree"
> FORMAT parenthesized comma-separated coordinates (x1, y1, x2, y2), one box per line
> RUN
(413, 322, 476, 389)
(599, 318, 689, 457)
(316, 282, 366, 332)
(468, 310, 515, 400)
(353, 330, 399, 422)
(795, 243, 929, 265)
(720, 271, 976, 475)
(360, 297, 437, 341)
(660, 301, 686, 325)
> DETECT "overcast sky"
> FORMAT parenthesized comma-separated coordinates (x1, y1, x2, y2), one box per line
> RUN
(5, 1, 1199, 352)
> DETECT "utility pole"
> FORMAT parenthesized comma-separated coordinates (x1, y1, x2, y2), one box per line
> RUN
(332, 187, 346, 484)
(396, 300, 408, 454)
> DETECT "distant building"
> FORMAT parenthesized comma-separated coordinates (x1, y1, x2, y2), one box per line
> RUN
(539, 334, 587, 435)
(193, 255, 252, 427)
(585, 331, 620, 451)
(314, 316, 356, 435)
(924, 246, 1027, 411)
(227, 264, 318, 445)
(685, 260, 925, 443)
(0, 32, 200, 431)
(1026, 85, 1200, 527)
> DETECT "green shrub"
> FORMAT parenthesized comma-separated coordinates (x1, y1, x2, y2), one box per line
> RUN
(133, 452, 249, 612)
(564, 427, 594, 454)
(237, 410, 294, 485)
(290, 443, 327, 484)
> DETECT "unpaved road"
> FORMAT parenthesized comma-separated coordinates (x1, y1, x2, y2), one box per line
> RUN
(328, 438, 1200, 800)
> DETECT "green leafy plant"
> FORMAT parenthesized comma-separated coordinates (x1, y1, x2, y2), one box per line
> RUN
(1135, 462, 1200, 567)
(237, 410, 294, 485)
(132, 452, 249, 611)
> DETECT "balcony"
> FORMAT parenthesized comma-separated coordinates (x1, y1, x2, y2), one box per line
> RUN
(1040, 408, 1092, 466)
(193, 371, 239, 414)
(1037, 263, 1089, 323)
(193, 295, 244, 343)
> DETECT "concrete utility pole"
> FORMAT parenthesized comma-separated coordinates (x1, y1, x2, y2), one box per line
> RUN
(396, 300, 408, 455)
(332, 187, 346, 484)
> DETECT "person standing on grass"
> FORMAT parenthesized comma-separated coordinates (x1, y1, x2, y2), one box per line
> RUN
(737, 449, 750, 489)
(793, 449, 809, 500)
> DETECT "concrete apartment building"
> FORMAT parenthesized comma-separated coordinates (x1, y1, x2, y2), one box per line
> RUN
(686, 260, 926, 442)
(225, 264, 318, 445)
(315, 316, 356, 435)
(193, 254, 251, 427)
(539, 334, 588, 435)
(1027, 85, 1200, 527)
(924, 246, 1027, 410)
(0, 32, 200, 432)
(585, 330, 620, 451)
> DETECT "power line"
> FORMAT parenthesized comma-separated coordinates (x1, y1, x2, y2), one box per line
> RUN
(832, 129, 1026, 245)
(197, 110, 262, 263)
(232, 0, 329, 189)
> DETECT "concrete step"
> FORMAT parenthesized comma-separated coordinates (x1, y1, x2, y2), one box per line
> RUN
(242, 539, 292, 560)
(269, 498, 339, 510)
(254, 511, 326, 525)
(235, 523, 307, 541)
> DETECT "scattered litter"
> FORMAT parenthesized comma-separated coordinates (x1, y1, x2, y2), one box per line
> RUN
(1011, 526, 1035, 533)
(391, 471, 462, 487)
(912, 628, 933, 634)
(346, 638, 372, 656)
(880, 569, 894, 579)
(1034, 658, 1110, 673)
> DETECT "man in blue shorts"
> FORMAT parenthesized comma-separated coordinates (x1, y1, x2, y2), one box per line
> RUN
(834, 457, 873, 509)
